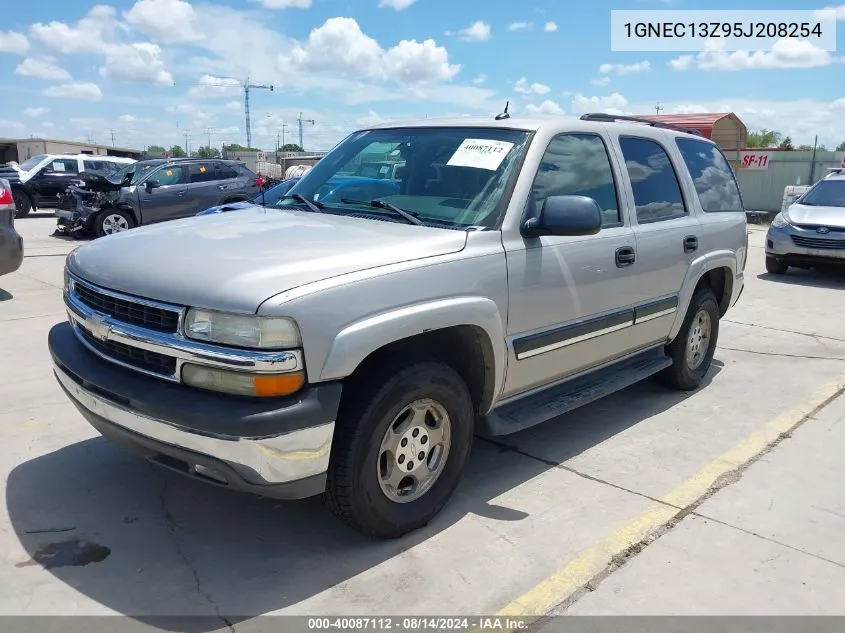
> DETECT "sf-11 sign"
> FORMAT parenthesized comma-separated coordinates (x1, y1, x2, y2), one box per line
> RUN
(739, 152, 770, 170)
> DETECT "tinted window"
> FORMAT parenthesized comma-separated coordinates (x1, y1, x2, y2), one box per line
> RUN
(216, 164, 239, 179)
(530, 133, 620, 227)
(619, 137, 686, 222)
(799, 180, 845, 208)
(676, 138, 743, 213)
(151, 165, 186, 186)
(47, 158, 79, 174)
(188, 163, 217, 183)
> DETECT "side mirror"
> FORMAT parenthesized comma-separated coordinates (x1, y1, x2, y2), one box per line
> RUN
(145, 180, 160, 192)
(122, 172, 133, 186)
(521, 195, 603, 238)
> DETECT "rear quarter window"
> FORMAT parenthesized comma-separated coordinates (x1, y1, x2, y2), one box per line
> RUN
(675, 137, 744, 213)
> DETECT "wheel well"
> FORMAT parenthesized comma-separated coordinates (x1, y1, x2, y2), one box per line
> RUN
(694, 267, 732, 316)
(344, 326, 496, 416)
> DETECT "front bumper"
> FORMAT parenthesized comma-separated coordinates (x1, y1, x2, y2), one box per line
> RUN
(0, 224, 23, 276)
(766, 223, 845, 266)
(49, 321, 342, 499)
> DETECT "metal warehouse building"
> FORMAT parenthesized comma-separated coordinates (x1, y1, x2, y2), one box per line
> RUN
(0, 137, 143, 164)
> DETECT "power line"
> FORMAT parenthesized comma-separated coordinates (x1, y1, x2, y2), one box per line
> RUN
(297, 112, 315, 150)
(655, 102, 664, 115)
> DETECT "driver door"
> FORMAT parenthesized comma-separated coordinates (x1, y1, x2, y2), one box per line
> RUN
(139, 165, 189, 224)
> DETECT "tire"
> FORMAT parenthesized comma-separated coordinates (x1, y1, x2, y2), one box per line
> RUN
(94, 209, 135, 237)
(765, 256, 788, 275)
(12, 189, 32, 218)
(658, 286, 720, 391)
(325, 361, 475, 539)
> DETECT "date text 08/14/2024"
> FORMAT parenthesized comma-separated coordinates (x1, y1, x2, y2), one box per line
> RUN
(623, 22, 823, 39)
(307, 617, 531, 631)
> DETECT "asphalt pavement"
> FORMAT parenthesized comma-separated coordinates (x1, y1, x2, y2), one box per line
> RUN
(2, 215, 845, 628)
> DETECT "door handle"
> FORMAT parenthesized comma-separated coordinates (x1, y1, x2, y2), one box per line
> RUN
(615, 246, 636, 267)
(176, 192, 185, 197)
(683, 235, 698, 253)
(217, 185, 227, 190)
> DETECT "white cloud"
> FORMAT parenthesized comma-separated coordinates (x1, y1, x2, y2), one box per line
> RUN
(41, 122, 55, 128)
(258, 0, 312, 7)
(814, 5, 845, 20)
(189, 74, 242, 98)
(124, 0, 203, 43)
(591, 76, 612, 87)
(472, 74, 487, 84)
(507, 22, 532, 31)
(524, 100, 565, 115)
(571, 92, 629, 113)
(43, 82, 104, 101)
(670, 104, 710, 114)
(0, 119, 25, 131)
(282, 17, 459, 84)
(118, 114, 139, 123)
(225, 100, 243, 112)
(599, 60, 651, 75)
(15, 58, 72, 81)
(457, 20, 491, 42)
(0, 31, 29, 54)
(514, 77, 550, 95)
(30, 5, 117, 55)
(24, 107, 49, 118)
(669, 38, 837, 71)
(378, 0, 417, 9)
(544, 21, 558, 32)
(99, 42, 174, 85)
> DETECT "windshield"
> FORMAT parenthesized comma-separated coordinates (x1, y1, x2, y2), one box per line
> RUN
(284, 127, 532, 228)
(798, 180, 845, 207)
(115, 161, 164, 185)
(259, 179, 299, 205)
(18, 154, 48, 172)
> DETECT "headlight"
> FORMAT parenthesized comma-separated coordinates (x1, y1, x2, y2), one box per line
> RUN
(182, 363, 305, 398)
(184, 309, 302, 349)
(771, 212, 790, 228)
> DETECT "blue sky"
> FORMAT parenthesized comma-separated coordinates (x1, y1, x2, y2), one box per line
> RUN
(0, 0, 844, 152)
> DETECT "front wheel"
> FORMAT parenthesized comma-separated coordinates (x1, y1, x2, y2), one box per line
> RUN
(95, 209, 135, 237)
(765, 256, 789, 275)
(325, 361, 475, 539)
(658, 286, 720, 391)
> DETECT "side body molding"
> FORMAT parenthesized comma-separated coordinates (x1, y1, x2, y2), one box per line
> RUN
(319, 296, 506, 410)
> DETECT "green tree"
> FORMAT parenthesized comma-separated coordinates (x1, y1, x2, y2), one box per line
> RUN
(746, 129, 782, 148)
(778, 137, 794, 150)
(146, 144, 167, 155)
(224, 143, 261, 152)
(169, 145, 187, 157)
(280, 143, 304, 152)
(837, 141, 845, 152)
(797, 144, 813, 151)
(196, 145, 221, 158)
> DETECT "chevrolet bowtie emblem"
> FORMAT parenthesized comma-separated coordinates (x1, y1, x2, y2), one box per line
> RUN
(87, 313, 111, 342)
(817, 227, 830, 234)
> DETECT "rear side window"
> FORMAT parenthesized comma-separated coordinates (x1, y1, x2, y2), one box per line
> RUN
(215, 164, 239, 180)
(675, 138, 744, 213)
(618, 137, 686, 223)
(531, 133, 621, 227)
(187, 163, 217, 183)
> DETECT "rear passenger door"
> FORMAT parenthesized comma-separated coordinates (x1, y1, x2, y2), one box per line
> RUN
(503, 132, 642, 398)
(183, 162, 227, 215)
(613, 135, 703, 349)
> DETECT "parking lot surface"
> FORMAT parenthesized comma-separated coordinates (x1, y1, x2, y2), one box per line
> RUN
(2, 217, 845, 625)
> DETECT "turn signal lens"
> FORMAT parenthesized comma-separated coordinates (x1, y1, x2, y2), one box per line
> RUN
(182, 364, 305, 398)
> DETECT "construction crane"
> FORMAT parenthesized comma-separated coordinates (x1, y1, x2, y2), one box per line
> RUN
(297, 112, 315, 150)
(244, 78, 273, 149)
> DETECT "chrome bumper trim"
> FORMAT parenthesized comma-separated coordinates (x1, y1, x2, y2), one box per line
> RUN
(64, 274, 303, 383)
(55, 364, 334, 485)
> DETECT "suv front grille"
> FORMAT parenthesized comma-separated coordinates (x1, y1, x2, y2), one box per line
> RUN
(74, 282, 180, 333)
(791, 235, 845, 250)
(78, 326, 177, 377)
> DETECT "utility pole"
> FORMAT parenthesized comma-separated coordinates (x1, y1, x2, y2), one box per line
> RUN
(281, 123, 289, 148)
(184, 130, 191, 156)
(655, 103, 664, 115)
(244, 77, 274, 149)
(204, 127, 213, 149)
(109, 129, 116, 146)
(297, 112, 315, 150)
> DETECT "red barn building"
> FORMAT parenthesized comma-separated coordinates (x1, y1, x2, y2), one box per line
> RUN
(636, 113, 748, 156)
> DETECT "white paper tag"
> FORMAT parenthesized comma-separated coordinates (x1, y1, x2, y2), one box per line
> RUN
(52, 162, 66, 172)
(447, 139, 514, 171)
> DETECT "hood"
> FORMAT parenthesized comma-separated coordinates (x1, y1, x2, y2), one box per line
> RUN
(197, 201, 257, 216)
(67, 207, 468, 313)
(787, 203, 845, 228)
(75, 171, 126, 192)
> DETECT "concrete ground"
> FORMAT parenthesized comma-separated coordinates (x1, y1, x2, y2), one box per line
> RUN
(2, 216, 845, 628)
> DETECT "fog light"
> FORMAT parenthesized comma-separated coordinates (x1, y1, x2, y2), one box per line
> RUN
(182, 364, 305, 398)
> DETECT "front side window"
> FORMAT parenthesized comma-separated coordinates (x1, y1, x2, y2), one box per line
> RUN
(676, 137, 744, 213)
(285, 127, 532, 229)
(530, 133, 621, 227)
(619, 137, 686, 223)
(150, 165, 186, 186)
(798, 179, 845, 208)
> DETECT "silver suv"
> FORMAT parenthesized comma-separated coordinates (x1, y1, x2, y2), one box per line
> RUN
(48, 113, 748, 539)
(766, 168, 845, 274)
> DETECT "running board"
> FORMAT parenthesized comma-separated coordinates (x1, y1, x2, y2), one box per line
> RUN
(481, 347, 673, 437)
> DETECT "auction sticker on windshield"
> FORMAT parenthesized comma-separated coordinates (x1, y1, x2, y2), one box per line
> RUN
(447, 139, 514, 171)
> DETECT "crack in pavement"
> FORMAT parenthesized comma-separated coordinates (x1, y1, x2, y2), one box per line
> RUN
(150, 464, 235, 633)
(719, 346, 845, 362)
(724, 319, 845, 345)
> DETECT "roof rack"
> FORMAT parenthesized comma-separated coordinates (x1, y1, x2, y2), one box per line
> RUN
(579, 113, 703, 136)
(826, 167, 845, 174)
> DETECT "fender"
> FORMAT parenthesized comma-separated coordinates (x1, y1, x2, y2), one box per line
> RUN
(319, 296, 506, 405)
(668, 249, 737, 341)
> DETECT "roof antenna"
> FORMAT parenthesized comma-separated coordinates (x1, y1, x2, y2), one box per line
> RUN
(495, 101, 510, 120)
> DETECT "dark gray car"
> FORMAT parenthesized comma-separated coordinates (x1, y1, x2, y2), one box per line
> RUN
(55, 158, 261, 237)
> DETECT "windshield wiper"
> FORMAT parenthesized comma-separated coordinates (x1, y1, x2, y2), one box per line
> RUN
(339, 198, 423, 226)
(289, 193, 325, 213)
